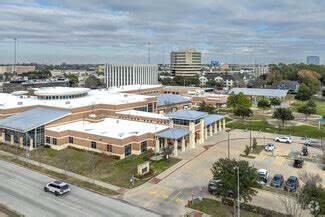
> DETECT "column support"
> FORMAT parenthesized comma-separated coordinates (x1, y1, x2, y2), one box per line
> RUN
(209, 125, 213, 137)
(214, 122, 218, 134)
(173, 139, 178, 156)
(219, 120, 222, 131)
(155, 137, 160, 153)
(164, 138, 168, 148)
(189, 121, 195, 148)
(181, 137, 185, 152)
(204, 127, 208, 139)
(223, 118, 226, 130)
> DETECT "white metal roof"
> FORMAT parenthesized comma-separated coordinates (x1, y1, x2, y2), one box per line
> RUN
(34, 87, 89, 96)
(230, 88, 288, 97)
(47, 118, 169, 139)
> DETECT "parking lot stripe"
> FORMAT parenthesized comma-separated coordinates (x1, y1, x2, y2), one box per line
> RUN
(168, 191, 182, 203)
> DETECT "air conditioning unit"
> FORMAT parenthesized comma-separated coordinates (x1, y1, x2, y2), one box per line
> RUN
(65, 101, 70, 105)
(18, 102, 23, 105)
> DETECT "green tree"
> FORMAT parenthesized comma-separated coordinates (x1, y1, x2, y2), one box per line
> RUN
(227, 92, 252, 111)
(297, 70, 321, 94)
(257, 98, 271, 113)
(64, 73, 79, 87)
(211, 158, 261, 206)
(234, 106, 252, 120)
(270, 98, 281, 109)
(197, 102, 215, 114)
(298, 100, 317, 120)
(85, 75, 102, 89)
(295, 84, 313, 101)
(205, 79, 217, 87)
(272, 108, 294, 127)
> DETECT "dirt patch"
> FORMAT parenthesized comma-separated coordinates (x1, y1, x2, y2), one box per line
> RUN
(0, 204, 23, 217)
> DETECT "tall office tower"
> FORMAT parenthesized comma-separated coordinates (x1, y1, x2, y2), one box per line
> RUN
(306, 56, 320, 65)
(170, 48, 202, 76)
(104, 64, 158, 87)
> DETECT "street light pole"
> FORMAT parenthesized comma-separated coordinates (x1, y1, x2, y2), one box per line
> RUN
(227, 131, 230, 159)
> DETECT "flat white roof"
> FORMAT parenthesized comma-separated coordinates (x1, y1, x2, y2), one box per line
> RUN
(34, 87, 89, 96)
(116, 110, 169, 120)
(0, 85, 161, 109)
(47, 118, 169, 139)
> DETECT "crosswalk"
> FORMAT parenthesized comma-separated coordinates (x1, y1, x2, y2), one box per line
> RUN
(146, 186, 187, 206)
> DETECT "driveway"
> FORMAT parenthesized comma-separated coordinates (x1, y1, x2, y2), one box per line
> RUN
(124, 130, 320, 216)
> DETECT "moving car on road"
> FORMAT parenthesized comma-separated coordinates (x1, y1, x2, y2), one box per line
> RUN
(284, 176, 299, 192)
(264, 143, 275, 152)
(274, 136, 292, 144)
(207, 179, 220, 194)
(44, 180, 70, 196)
(270, 174, 284, 188)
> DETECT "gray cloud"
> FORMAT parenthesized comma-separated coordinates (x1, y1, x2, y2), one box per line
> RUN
(0, 0, 324, 64)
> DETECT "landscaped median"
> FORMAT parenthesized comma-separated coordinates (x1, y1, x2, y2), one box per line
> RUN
(187, 198, 289, 217)
(0, 203, 23, 217)
(0, 144, 181, 189)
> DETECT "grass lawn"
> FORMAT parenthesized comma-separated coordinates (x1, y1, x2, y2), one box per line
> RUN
(292, 98, 325, 117)
(187, 198, 262, 217)
(0, 144, 180, 188)
(228, 119, 325, 138)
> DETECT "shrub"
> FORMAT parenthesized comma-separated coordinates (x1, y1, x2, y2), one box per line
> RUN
(252, 138, 257, 149)
(244, 145, 251, 156)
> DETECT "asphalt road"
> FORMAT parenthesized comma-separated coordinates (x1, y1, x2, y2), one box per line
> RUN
(0, 160, 159, 217)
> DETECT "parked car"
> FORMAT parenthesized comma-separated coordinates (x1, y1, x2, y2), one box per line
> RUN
(293, 159, 304, 168)
(274, 136, 292, 144)
(207, 179, 220, 194)
(271, 174, 284, 188)
(304, 139, 320, 147)
(207, 179, 233, 197)
(265, 143, 275, 152)
(257, 169, 269, 185)
(300, 146, 308, 156)
(284, 176, 299, 192)
(44, 180, 70, 196)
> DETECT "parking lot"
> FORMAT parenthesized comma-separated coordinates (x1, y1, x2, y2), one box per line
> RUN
(124, 129, 324, 216)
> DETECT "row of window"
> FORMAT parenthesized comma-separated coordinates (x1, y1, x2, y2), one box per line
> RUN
(37, 93, 88, 100)
(46, 136, 148, 157)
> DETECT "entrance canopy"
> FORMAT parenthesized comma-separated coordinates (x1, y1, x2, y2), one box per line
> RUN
(156, 127, 189, 140)
(0, 107, 70, 132)
(204, 114, 224, 127)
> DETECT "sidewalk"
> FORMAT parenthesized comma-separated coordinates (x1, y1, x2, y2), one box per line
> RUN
(0, 150, 122, 192)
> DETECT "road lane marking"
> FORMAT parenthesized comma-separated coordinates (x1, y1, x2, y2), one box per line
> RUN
(168, 191, 182, 203)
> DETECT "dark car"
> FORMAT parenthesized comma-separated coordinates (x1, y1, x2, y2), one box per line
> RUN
(208, 180, 220, 194)
(284, 176, 299, 192)
(293, 159, 304, 168)
(301, 146, 308, 156)
(271, 174, 284, 188)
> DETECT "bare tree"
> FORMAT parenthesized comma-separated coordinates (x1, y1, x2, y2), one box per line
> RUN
(278, 193, 306, 217)
(299, 171, 322, 186)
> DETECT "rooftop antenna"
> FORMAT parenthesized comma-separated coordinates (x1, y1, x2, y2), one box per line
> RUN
(13, 38, 17, 75)
(147, 42, 151, 64)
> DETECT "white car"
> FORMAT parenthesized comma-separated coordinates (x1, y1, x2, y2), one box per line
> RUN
(257, 169, 269, 185)
(44, 180, 70, 196)
(274, 136, 292, 144)
(265, 143, 275, 152)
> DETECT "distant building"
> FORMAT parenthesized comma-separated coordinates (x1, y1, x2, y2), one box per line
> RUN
(306, 56, 320, 65)
(254, 65, 269, 76)
(2, 79, 69, 93)
(104, 64, 158, 87)
(0, 65, 36, 75)
(170, 48, 201, 77)
(276, 80, 299, 93)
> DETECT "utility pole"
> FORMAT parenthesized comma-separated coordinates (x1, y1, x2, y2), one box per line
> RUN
(227, 131, 230, 159)
(13, 38, 17, 75)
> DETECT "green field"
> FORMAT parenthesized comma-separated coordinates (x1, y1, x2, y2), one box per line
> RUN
(227, 119, 325, 139)
(292, 98, 325, 117)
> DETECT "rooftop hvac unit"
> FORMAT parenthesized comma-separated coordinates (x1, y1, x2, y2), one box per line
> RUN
(65, 101, 70, 105)
(18, 102, 23, 105)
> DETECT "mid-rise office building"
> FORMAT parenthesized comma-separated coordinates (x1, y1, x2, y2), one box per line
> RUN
(306, 56, 320, 65)
(104, 64, 158, 87)
(0, 65, 36, 75)
(170, 48, 202, 77)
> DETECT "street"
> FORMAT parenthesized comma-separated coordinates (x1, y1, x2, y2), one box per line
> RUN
(0, 160, 159, 217)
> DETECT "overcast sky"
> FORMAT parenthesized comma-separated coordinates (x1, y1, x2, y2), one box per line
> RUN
(0, 0, 324, 64)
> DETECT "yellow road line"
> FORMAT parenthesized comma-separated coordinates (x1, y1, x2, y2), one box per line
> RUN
(168, 191, 182, 203)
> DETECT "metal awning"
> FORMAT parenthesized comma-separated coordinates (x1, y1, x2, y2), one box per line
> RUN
(204, 114, 224, 127)
(0, 107, 71, 132)
(156, 127, 189, 140)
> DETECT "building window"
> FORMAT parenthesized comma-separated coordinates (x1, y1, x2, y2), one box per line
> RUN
(91, 141, 97, 149)
(46, 136, 51, 144)
(107, 144, 112, 152)
(69, 137, 74, 144)
(4, 130, 11, 142)
(52, 138, 57, 145)
(125, 144, 132, 157)
(141, 141, 147, 153)
(147, 103, 153, 112)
